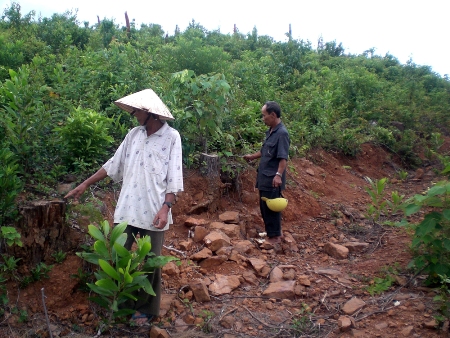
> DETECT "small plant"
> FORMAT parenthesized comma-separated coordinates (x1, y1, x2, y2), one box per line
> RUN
(19, 276, 34, 289)
(309, 191, 320, 199)
(365, 177, 388, 221)
(76, 220, 179, 327)
(197, 309, 215, 333)
(71, 324, 84, 333)
(397, 179, 450, 284)
(52, 250, 67, 263)
(71, 268, 93, 292)
(30, 262, 53, 281)
(366, 264, 400, 296)
(0, 254, 21, 279)
(386, 191, 405, 215)
(1, 226, 23, 247)
(397, 170, 408, 181)
(288, 163, 298, 176)
(0, 274, 8, 315)
(342, 165, 352, 170)
(289, 303, 316, 335)
(433, 274, 450, 323)
(366, 275, 395, 296)
(18, 309, 28, 323)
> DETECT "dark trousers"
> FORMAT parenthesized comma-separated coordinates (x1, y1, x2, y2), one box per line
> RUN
(259, 189, 282, 238)
(123, 225, 165, 317)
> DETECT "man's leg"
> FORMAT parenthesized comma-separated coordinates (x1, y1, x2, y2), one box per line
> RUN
(133, 229, 164, 317)
(122, 226, 165, 319)
(123, 225, 140, 250)
(259, 189, 282, 238)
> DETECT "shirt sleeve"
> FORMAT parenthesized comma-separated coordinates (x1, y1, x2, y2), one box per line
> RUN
(102, 134, 129, 182)
(277, 129, 290, 160)
(165, 130, 184, 194)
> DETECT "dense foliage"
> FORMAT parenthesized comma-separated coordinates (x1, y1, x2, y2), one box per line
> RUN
(0, 2, 449, 225)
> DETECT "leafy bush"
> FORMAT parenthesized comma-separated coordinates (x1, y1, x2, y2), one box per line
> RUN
(54, 107, 114, 171)
(76, 221, 178, 325)
(398, 179, 450, 283)
(0, 147, 22, 226)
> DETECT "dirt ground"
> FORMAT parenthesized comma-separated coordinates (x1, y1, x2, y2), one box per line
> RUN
(2, 142, 450, 338)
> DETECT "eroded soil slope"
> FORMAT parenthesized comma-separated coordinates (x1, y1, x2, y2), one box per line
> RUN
(2, 143, 448, 338)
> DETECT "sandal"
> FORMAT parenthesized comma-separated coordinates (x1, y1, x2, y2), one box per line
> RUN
(131, 312, 154, 326)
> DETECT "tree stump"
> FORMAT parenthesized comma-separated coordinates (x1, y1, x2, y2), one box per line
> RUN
(5, 200, 75, 266)
(199, 153, 222, 213)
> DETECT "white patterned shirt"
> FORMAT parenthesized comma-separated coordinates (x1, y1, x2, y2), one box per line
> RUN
(102, 122, 183, 231)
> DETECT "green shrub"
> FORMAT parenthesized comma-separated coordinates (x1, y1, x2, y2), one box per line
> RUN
(76, 221, 178, 326)
(398, 179, 450, 283)
(54, 107, 114, 171)
(0, 147, 22, 226)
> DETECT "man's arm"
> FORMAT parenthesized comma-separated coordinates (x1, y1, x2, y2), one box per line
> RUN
(273, 158, 287, 188)
(152, 193, 176, 229)
(64, 168, 108, 201)
(243, 151, 261, 162)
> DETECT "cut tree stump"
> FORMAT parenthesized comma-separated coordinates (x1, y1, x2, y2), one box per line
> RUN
(5, 200, 76, 266)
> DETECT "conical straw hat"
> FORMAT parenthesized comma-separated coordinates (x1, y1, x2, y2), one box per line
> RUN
(114, 89, 174, 120)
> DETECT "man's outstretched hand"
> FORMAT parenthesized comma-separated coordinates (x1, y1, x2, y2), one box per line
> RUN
(64, 183, 88, 201)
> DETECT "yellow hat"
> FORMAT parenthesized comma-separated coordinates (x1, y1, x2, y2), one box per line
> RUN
(261, 197, 288, 212)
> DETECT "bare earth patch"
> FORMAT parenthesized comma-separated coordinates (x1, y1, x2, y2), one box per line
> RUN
(2, 143, 448, 337)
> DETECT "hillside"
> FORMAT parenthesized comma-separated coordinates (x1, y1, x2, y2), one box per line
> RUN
(2, 142, 449, 338)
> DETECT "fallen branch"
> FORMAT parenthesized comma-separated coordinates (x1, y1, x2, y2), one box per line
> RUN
(41, 288, 53, 338)
(163, 245, 187, 257)
(219, 306, 238, 320)
(316, 273, 352, 289)
(355, 305, 395, 322)
(243, 305, 280, 329)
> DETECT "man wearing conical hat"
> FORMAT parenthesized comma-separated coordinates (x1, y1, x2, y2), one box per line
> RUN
(65, 89, 183, 325)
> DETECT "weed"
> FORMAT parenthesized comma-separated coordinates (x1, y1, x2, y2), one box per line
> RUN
(386, 191, 405, 214)
(433, 274, 450, 324)
(18, 309, 28, 323)
(397, 170, 408, 181)
(0, 254, 21, 279)
(309, 191, 320, 199)
(52, 250, 67, 263)
(72, 324, 84, 333)
(397, 179, 450, 284)
(198, 309, 214, 333)
(288, 163, 298, 176)
(71, 267, 93, 291)
(181, 298, 194, 314)
(366, 264, 399, 296)
(342, 165, 352, 170)
(289, 304, 317, 335)
(365, 177, 388, 221)
(19, 276, 34, 289)
(30, 262, 53, 281)
(366, 275, 395, 296)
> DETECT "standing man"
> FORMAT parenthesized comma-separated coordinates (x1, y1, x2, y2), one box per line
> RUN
(244, 101, 290, 244)
(65, 89, 183, 325)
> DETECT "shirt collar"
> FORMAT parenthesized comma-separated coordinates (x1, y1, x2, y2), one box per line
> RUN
(266, 121, 283, 136)
(140, 121, 168, 136)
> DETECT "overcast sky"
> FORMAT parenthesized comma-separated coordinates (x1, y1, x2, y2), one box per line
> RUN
(3, 0, 449, 77)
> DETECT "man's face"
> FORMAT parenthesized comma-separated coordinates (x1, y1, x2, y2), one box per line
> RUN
(261, 105, 276, 127)
(131, 109, 150, 126)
